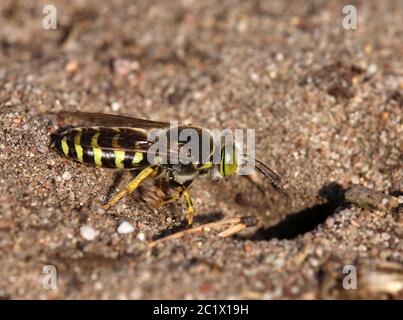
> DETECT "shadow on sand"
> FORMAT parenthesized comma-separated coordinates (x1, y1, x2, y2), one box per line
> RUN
(247, 182, 347, 240)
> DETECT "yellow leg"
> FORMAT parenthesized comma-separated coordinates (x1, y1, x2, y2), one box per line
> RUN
(156, 186, 184, 208)
(155, 185, 195, 225)
(182, 190, 194, 225)
(103, 166, 156, 210)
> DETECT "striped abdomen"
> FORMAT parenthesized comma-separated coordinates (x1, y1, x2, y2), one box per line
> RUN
(50, 127, 147, 169)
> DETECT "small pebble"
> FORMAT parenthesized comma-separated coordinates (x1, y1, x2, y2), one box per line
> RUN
(117, 221, 134, 234)
(137, 232, 146, 241)
(65, 60, 79, 73)
(275, 52, 284, 61)
(130, 288, 142, 299)
(250, 73, 260, 82)
(358, 244, 367, 252)
(326, 217, 335, 228)
(113, 59, 134, 76)
(62, 171, 72, 181)
(80, 226, 98, 241)
(290, 286, 300, 295)
(111, 102, 121, 112)
(367, 63, 377, 75)
(351, 175, 359, 184)
(381, 233, 391, 241)
(274, 258, 285, 268)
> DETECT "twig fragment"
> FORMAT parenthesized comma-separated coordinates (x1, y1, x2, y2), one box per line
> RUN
(345, 185, 399, 212)
(149, 215, 258, 247)
(217, 224, 246, 237)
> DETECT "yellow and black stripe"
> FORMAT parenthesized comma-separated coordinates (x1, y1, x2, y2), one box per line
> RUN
(50, 127, 147, 169)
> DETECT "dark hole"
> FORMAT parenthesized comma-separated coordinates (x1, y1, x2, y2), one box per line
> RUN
(249, 182, 346, 240)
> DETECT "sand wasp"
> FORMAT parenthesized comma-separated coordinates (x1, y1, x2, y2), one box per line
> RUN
(50, 112, 287, 224)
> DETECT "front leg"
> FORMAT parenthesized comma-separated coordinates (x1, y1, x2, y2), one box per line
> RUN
(182, 189, 194, 225)
(156, 181, 195, 225)
(156, 185, 185, 207)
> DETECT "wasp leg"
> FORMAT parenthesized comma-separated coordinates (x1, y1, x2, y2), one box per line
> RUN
(156, 182, 195, 225)
(103, 166, 156, 210)
(182, 190, 194, 225)
(156, 181, 190, 208)
(156, 187, 184, 208)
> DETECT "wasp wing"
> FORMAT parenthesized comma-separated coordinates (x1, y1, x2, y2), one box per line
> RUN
(52, 112, 214, 165)
(54, 111, 170, 128)
(63, 127, 188, 164)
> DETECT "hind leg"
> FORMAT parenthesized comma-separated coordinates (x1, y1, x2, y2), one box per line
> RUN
(103, 166, 157, 210)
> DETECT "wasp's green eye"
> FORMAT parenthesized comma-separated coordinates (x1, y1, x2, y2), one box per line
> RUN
(220, 145, 238, 177)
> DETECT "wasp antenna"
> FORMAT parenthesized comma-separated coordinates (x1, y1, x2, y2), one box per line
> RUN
(254, 164, 288, 198)
(242, 154, 288, 198)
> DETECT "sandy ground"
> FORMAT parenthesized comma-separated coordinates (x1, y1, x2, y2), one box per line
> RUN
(0, 0, 402, 299)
